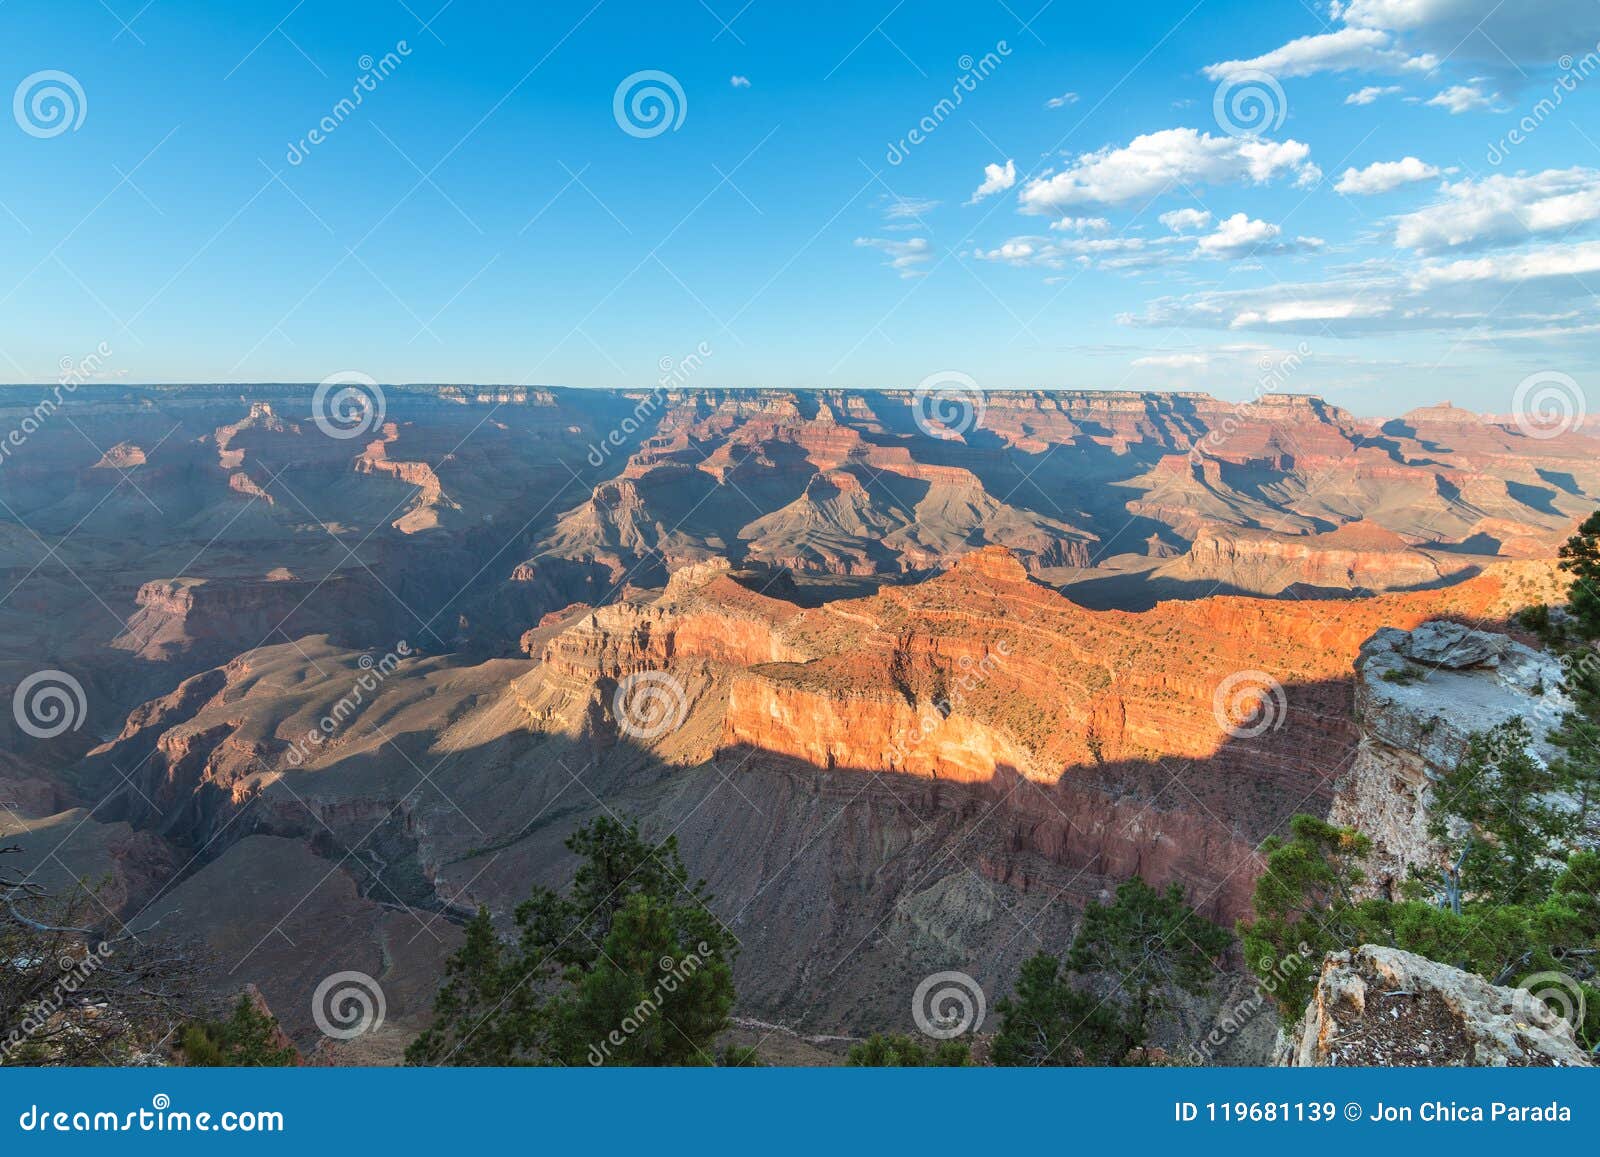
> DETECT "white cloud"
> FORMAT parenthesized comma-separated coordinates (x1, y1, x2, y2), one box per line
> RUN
(1334, 156, 1440, 195)
(1050, 215, 1111, 233)
(1411, 239, 1600, 286)
(1339, 0, 1600, 68)
(730, 75, 751, 88)
(854, 236, 932, 277)
(1045, 91, 1080, 108)
(1208, 1, 1600, 86)
(1133, 352, 1212, 369)
(973, 213, 1317, 270)
(1205, 27, 1436, 80)
(968, 159, 1017, 205)
(882, 195, 939, 221)
(1196, 213, 1324, 258)
(1018, 128, 1318, 211)
(1124, 234, 1600, 337)
(1394, 168, 1600, 251)
(1345, 85, 1402, 104)
(1159, 207, 1212, 233)
(1425, 82, 1499, 113)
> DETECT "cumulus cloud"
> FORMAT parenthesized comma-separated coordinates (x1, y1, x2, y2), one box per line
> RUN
(1017, 128, 1319, 211)
(1205, 27, 1436, 80)
(730, 75, 751, 88)
(1045, 91, 1080, 108)
(854, 236, 932, 277)
(1425, 81, 1499, 113)
(1334, 156, 1441, 195)
(1345, 84, 1403, 104)
(1196, 213, 1324, 258)
(1394, 168, 1600, 251)
(968, 159, 1017, 205)
(1208, 1, 1600, 85)
(1159, 207, 1213, 233)
(1050, 215, 1111, 233)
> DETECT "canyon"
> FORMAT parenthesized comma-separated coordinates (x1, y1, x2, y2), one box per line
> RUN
(1, 383, 1594, 1059)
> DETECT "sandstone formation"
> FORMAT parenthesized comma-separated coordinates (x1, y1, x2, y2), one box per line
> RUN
(2, 383, 1595, 1052)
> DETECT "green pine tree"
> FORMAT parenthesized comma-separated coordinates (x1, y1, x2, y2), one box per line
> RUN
(1238, 815, 1371, 1017)
(989, 951, 1121, 1066)
(1558, 510, 1600, 639)
(1066, 878, 1231, 1058)
(846, 1032, 971, 1066)
(178, 993, 298, 1067)
(1429, 719, 1574, 905)
(408, 815, 740, 1066)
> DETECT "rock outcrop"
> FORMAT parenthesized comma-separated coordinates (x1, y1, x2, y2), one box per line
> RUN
(1331, 621, 1569, 896)
(1279, 945, 1593, 1066)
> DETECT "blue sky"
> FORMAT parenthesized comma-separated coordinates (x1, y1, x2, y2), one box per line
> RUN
(3, 0, 1600, 415)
